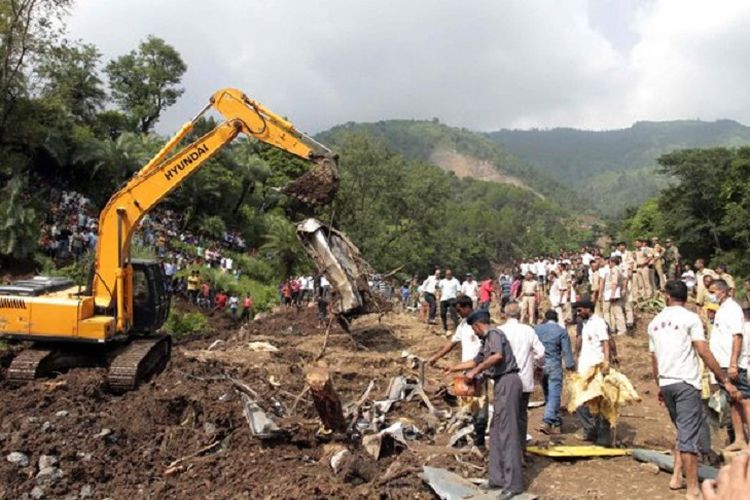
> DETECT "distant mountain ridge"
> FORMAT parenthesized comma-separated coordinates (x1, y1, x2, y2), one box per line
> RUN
(488, 119, 750, 216)
(489, 119, 750, 178)
(317, 119, 750, 219)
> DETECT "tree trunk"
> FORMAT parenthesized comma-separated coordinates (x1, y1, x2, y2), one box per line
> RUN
(232, 179, 253, 215)
(305, 366, 346, 432)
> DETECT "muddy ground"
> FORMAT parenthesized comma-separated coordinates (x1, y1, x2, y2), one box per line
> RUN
(0, 303, 709, 499)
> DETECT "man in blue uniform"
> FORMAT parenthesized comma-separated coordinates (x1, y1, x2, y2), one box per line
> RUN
(446, 310, 524, 498)
(534, 309, 575, 434)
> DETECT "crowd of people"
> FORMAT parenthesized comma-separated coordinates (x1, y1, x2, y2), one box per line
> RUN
(279, 275, 334, 328)
(407, 238, 749, 499)
(37, 189, 260, 322)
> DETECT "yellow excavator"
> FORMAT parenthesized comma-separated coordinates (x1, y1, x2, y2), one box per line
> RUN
(0, 88, 340, 391)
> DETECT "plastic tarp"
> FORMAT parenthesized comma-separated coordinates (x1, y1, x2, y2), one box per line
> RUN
(566, 364, 641, 426)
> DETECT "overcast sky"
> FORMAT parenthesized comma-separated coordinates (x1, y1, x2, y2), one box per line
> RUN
(67, 0, 750, 135)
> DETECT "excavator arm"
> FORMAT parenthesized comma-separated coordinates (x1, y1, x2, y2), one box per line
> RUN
(91, 89, 339, 333)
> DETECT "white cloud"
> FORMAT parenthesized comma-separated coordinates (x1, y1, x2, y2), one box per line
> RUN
(627, 0, 750, 124)
(65, 0, 750, 133)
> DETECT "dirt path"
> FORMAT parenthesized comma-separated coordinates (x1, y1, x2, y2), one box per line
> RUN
(0, 305, 698, 498)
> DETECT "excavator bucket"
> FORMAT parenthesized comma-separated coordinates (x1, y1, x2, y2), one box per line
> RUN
(280, 155, 339, 205)
(296, 218, 381, 321)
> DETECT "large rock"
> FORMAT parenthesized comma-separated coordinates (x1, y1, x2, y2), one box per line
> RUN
(38, 455, 58, 469)
(6, 452, 29, 467)
(36, 466, 64, 486)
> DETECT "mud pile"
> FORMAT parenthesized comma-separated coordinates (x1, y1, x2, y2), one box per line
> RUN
(0, 308, 442, 499)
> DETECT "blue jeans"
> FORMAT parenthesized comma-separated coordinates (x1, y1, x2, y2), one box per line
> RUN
(542, 373, 563, 426)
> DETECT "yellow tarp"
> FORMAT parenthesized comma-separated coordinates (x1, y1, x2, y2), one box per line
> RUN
(566, 364, 641, 426)
(527, 445, 631, 458)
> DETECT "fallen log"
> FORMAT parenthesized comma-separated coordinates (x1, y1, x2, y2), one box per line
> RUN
(305, 366, 346, 432)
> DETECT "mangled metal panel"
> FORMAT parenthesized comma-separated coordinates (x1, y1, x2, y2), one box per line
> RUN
(296, 218, 378, 318)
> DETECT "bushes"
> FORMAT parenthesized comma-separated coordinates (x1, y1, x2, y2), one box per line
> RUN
(233, 253, 275, 283)
(198, 215, 227, 240)
(180, 265, 278, 313)
(163, 309, 209, 338)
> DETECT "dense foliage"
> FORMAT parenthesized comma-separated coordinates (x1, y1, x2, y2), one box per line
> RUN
(621, 147, 750, 276)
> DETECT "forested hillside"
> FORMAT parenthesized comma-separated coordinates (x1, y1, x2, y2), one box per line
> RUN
(317, 120, 579, 209)
(489, 120, 750, 216)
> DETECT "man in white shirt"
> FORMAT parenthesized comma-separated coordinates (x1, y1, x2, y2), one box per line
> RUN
(649, 280, 740, 498)
(438, 269, 461, 334)
(501, 302, 545, 452)
(303, 275, 314, 303)
(581, 249, 593, 268)
(708, 279, 750, 452)
(573, 298, 612, 445)
(421, 269, 440, 325)
(460, 273, 479, 309)
(427, 296, 487, 447)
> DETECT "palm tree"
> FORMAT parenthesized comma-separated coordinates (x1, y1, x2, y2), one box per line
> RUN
(72, 132, 165, 205)
(260, 214, 305, 278)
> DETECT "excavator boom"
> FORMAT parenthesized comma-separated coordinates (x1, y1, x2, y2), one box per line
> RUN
(92, 89, 340, 324)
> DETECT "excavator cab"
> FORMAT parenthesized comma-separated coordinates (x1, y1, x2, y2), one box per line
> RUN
(130, 260, 170, 334)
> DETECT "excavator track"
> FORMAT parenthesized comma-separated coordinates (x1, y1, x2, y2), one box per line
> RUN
(107, 335, 171, 393)
(7, 348, 55, 384)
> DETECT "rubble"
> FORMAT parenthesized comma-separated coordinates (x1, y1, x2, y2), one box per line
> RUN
(246, 341, 279, 352)
(0, 303, 694, 498)
(362, 421, 421, 459)
(239, 392, 283, 439)
(37, 455, 58, 469)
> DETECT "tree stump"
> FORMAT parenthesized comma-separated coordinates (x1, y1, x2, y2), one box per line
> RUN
(305, 366, 346, 432)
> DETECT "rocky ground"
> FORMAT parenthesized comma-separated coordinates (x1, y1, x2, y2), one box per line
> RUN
(0, 303, 712, 499)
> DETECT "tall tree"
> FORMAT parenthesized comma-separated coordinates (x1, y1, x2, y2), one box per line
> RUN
(35, 39, 105, 123)
(105, 35, 186, 133)
(0, 0, 70, 140)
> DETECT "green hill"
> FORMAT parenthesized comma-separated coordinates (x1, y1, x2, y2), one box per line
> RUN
(316, 120, 578, 209)
(488, 119, 750, 216)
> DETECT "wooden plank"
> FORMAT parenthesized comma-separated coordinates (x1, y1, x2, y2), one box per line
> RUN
(527, 445, 631, 458)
